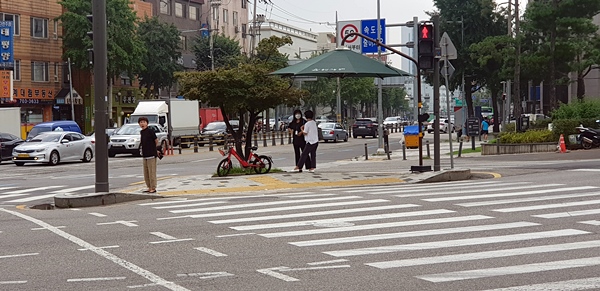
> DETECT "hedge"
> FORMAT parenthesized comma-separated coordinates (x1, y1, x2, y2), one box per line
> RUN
(551, 118, 598, 145)
(498, 130, 555, 144)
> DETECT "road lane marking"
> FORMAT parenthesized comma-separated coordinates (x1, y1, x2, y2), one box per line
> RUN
(150, 232, 177, 240)
(263, 213, 486, 239)
(32, 226, 65, 230)
(88, 212, 107, 217)
(209, 205, 419, 225)
(534, 208, 600, 219)
(417, 256, 600, 283)
(367, 240, 600, 269)
(168, 196, 364, 214)
(257, 265, 351, 282)
(176, 272, 233, 279)
(231, 207, 445, 231)
(190, 158, 218, 163)
(291, 221, 536, 247)
(67, 277, 126, 282)
(0, 281, 27, 284)
(256, 267, 299, 282)
(97, 221, 139, 227)
(307, 259, 349, 266)
(494, 199, 600, 213)
(483, 276, 600, 290)
(395, 183, 552, 197)
(3, 186, 64, 194)
(127, 283, 159, 289)
(79, 245, 120, 251)
(339, 181, 503, 193)
(0, 194, 28, 200)
(216, 233, 255, 238)
(0, 208, 189, 291)
(50, 185, 95, 193)
(194, 247, 227, 257)
(580, 220, 600, 226)
(0, 253, 39, 259)
(152, 201, 226, 210)
(149, 238, 194, 244)
(5, 194, 58, 203)
(424, 186, 597, 202)
(457, 192, 600, 207)
(0, 187, 17, 191)
(324, 229, 589, 257)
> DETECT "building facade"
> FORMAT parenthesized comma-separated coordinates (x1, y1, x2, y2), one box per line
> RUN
(255, 19, 318, 59)
(201, 0, 249, 51)
(0, 0, 68, 138)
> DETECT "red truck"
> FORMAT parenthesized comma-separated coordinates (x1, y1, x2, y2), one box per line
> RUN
(199, 108, 224, 130)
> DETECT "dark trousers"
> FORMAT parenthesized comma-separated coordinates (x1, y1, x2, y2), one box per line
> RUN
(297, 142, 318, 169)
(293, 141, 310, 170)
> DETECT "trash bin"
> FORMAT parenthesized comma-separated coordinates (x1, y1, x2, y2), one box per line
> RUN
(404, 125, 420, 149)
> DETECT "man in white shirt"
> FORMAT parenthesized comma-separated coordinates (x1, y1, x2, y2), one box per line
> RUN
(292, 110, 318, 173)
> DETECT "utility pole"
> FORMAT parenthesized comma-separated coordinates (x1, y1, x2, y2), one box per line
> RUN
(250, 0, 258, 56)
(68, 58, 75, 121)
(412, 17, 419, 126)
(209, 0, 221, 71)
(514, 0, 521, 117)
(376, 0, 384, 153)
(432, 15, 441, 171)
(92, 0, 108, 193)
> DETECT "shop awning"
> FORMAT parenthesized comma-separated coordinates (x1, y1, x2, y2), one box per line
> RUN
(55, 88, 83, 105)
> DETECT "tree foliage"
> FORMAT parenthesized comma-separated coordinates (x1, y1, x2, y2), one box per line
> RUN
(137, 16, 183, 97)
(192, 34, 243, 71)
(177, 36, 306, 158)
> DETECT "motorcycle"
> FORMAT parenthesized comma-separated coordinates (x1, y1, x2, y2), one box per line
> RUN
(576, 121, 600, 149)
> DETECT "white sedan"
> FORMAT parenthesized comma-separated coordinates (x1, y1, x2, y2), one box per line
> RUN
(12, 131, 95, 166)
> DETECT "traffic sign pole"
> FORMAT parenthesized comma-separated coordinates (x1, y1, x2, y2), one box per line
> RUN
(432, 15, 441, 172)
(441, 35, 455, 169)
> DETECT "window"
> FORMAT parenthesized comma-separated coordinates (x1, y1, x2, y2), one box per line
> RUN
(53, 20, 58, 39)
(180, 35, 187, 51)
(223, 9, 228, 23)
(13, 60, 20, 81)
(160, 0, 170, 14)
(212, 6, 218, 20)
(31, 61, 49, 82)
(0, 13, 20, 35)
(175, 2, 184, 18)
(233, 11, 238, 26)
(241, 23, 247, 38)
(189, 6, 198, 20)
(242, 0, 247, 9)
(30, 17, 48, 38)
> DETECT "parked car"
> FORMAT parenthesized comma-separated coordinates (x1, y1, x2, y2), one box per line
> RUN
(108, 123, 168, 157)
(87, 127, 119, 144)
(427, 117, 455, 133)
(0, 132, 24, 164)
(318, 122, 349, 143)
(352, 118, 379, 138)
(199, 120, 239, 146)
(12, 131, 94, 166)
(383, 116, 402, 128)
(26, 120, 82, 141)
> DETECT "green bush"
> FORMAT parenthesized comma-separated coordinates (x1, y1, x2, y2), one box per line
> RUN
(552, 100, 600, 120)
(551, 118, 597, 145)
(502, 123, 516, 133)
(531, 119, 552, 130)
(498, 130, 554, 144)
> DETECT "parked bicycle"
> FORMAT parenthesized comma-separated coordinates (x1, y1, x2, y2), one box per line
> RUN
(217, 144, 272, 177)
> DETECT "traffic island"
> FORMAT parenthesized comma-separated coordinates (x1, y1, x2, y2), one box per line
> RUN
(54, 192, 163, 208)
(416, 168, 472, 183)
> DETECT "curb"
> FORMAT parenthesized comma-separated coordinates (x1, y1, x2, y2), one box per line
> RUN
(417, 169, 472, 183)
(54, 192, 163, 208)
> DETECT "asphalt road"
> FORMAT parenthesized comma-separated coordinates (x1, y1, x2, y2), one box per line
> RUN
(2, 167, 600, 290)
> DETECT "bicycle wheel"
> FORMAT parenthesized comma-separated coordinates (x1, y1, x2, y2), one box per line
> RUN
(217, 158, 232, 177)
(253, 155, 272, 174)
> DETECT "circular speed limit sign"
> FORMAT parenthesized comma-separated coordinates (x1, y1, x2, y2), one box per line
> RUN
(341, 24, 359, 43)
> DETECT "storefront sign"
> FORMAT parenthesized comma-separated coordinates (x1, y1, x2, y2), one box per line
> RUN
(13, 88, 55, 99)
(1, 70, 12, 99)
(0, 21, 14, 69)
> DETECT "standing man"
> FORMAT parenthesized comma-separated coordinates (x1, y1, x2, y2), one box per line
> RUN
(139, 117, 159, 193)
(292, 110, 318, 173)
(481, 117, 490, 142)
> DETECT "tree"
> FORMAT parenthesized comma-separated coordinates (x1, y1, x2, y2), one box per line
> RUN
(177, 36, 306, 158)
(192, 34, 242, 71)
(137, 16, 183, 98)
(432, 0, 505, 118)
(58, 0, 144, 122)
(523, 0, 600, 107)
(341, 78, 376, 117)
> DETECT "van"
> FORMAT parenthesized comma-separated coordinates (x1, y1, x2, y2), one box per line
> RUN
(26, 121, 82, 140)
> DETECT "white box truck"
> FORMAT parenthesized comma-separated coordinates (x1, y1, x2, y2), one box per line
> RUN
(0, 108, 22, 138)
(128, 99, 200, 147)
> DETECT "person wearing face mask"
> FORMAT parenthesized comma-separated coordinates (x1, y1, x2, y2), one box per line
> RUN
(287, 109, 310, 172)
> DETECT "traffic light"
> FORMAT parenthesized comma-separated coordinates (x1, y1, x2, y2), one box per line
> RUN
(86, 14, 94, 65)
(418, 113, 430, 123)
(418, 23, 434, 70)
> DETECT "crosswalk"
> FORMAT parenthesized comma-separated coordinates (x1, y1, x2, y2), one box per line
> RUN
(140, 180, 600, 289)
(0, 184, 96, 204)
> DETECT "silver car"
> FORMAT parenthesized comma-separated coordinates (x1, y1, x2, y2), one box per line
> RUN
(318, 122, 349, 143)
(12, 131, 95, 166)
(108, 123, 167, 157)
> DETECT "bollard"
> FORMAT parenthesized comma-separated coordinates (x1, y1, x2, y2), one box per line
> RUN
(458, 141, 463, 157)
(193, 135, 199, 153)
(263, 132, 267, 147)
(402, 141, 407, 160)
(426, 140, 431, 158)
(253, 133, 258, 147)
(209, 136, 214, 151)
(271, 131, 276, 146)
(288, 131, 292, 144)
(364, 143, 368, 160)
(280, 130, 284, 145)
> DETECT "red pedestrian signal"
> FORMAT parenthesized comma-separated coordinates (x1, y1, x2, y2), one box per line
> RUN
(418, 24, 435, 70)
(420, 25, 432, 40)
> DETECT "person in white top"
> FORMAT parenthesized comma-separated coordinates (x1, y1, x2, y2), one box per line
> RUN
(292, 110, 318, 173)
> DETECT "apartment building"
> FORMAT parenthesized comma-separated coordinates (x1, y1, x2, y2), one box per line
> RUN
(255, 19, 318, 59)
(202, 0, 249, 50)
(0, 0, 65, 132)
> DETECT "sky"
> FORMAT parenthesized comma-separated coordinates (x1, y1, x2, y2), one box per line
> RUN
(253, 0, 435, 68)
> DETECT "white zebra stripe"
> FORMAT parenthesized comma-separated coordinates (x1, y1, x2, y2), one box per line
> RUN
(423, 186, 597, 202)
